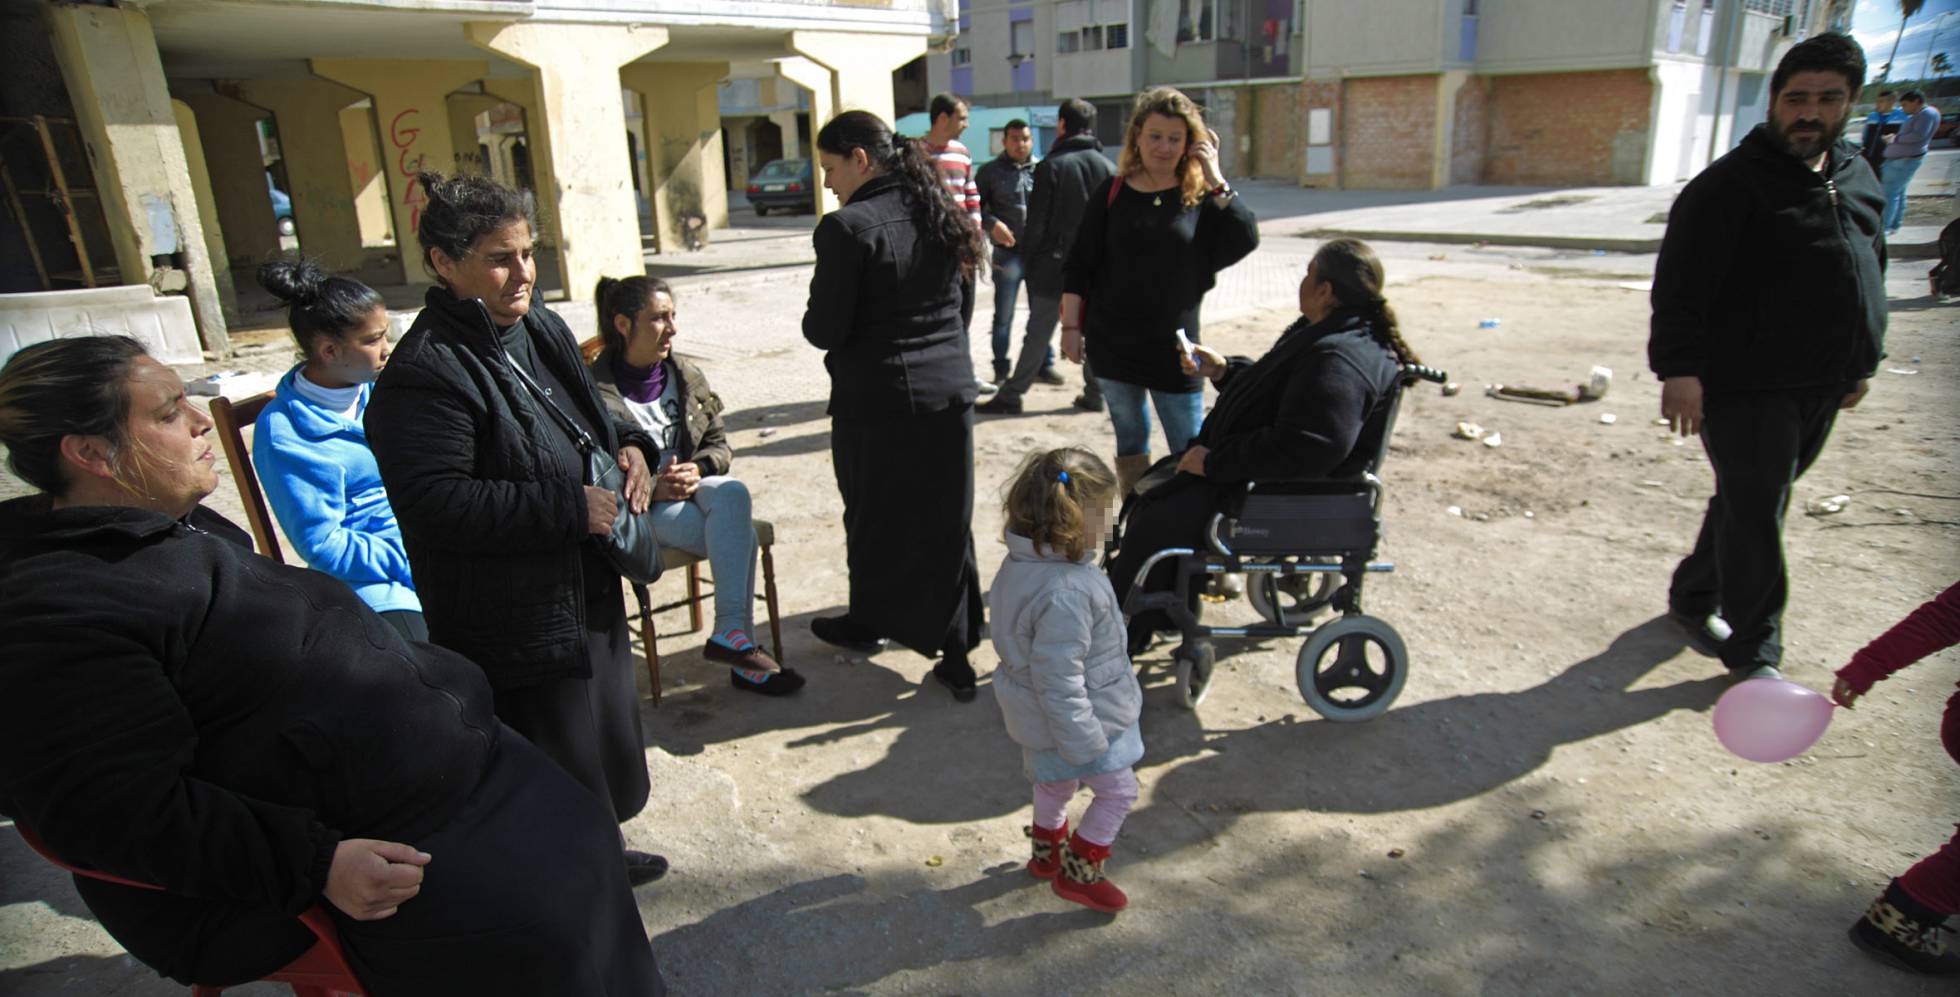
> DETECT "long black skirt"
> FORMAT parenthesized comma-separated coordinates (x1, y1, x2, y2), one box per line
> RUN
(75, 729, 663, 995)
(831, 405, 983, 655)
(492, 601, 650, 824)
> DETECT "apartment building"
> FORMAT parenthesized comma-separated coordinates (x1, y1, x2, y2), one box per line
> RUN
(2, 0, 954, 354)
(926, 0, 1853, 190)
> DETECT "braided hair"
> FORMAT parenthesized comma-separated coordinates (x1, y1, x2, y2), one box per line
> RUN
(1312, 238, 1422, 367)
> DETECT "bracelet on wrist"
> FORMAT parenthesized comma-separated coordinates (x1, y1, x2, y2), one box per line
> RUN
(1209, 181, 1234, 198)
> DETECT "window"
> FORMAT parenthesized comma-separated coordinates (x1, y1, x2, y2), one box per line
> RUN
(1058, 21, 1127, 56)
(952, 47, 972, 66)
(1106, 23, 1129, 49)
(1057, 30, 1081, 54)
(1011, 20, 1034, 59)
(1178, 0, 1215, 44)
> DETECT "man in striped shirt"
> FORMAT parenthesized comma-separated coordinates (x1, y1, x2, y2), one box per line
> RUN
(924, 93, 988, 384)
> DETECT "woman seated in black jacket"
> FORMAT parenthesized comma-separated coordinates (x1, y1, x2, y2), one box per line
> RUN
(1105, 238, 1422, 646)
(0, 337, 662, 994)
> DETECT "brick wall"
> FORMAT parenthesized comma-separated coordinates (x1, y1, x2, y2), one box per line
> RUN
(1483, 69, 1653, 186)
(1340, 74, 1442, 190)
(1251, 82, 1303, 180)
(1450, 76, 1490, 185)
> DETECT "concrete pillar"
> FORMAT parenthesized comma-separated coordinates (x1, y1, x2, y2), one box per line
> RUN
(787, 32, 925, 126)
(775, 57, 836, 215)
(339, 103, 395, 248)
(47, 2, 228, 353)
(621, 61, 730, 253)
(177, 90, 278, 268)
(447, 93, 503, 175)
(769, 110, 803, 160)
(465, 23, 668, 294)
(311, 58, 489, 284)
(480, 76, 559, 247)
(233, 78, 376, 277)
(170, 99, 239, 325)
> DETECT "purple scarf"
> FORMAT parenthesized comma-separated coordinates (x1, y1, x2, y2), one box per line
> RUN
(610, 353, 668, 405)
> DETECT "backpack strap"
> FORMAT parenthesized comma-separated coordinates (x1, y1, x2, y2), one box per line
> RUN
(1108, 174, 1124, 207)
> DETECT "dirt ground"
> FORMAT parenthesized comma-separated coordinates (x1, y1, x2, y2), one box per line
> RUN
(2, 235, 1957, 995)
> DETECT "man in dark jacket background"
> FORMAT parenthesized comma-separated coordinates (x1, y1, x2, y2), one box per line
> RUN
(1649, 32, 1887, 680)
(979, 98, 1114, 415)
(974, 118, 1061, 390)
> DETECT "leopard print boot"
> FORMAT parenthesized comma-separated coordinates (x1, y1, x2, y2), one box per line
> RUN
(1849, 879, 1960, 976)
(1051, 832, 1127, 913)
(1026, 821, 1069, 880)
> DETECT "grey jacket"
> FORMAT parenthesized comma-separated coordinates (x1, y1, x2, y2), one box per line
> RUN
(989, 532, 1141, 764)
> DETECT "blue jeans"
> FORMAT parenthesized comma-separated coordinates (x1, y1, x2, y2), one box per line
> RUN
(649, 476, 757, 636)
(989, 253, 1054, 371)
(1881, 155, 1924, 232)
(1097, 377, 1204, 457)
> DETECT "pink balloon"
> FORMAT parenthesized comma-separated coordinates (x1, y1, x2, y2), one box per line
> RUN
(1713, 677, 1835, 763)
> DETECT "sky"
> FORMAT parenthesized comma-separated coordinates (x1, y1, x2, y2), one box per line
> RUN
(1848, 0, 1960, 81)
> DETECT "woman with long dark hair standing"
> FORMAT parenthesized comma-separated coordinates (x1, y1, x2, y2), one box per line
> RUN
(1060, 87, 1259, 497)
(363, 172, 666, 888)
(802, 110, 990, 702)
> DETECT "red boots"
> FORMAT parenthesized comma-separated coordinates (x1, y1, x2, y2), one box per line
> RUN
(1051, 832, 1127, 913)
(1026, 822, 1069, 879)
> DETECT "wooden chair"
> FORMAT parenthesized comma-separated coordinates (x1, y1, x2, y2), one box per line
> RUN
(207, 391, 286, 564)
(16, 824, 365, 996)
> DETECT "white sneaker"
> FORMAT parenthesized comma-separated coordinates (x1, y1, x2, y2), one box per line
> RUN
(975, 379, 999, 396)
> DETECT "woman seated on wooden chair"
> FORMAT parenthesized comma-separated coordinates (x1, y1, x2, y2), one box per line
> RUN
(591, 274, 804, 696)
(0, 337, 664, 994)
(253, 259, 424, 641)
(1105, 238, 1424, 652)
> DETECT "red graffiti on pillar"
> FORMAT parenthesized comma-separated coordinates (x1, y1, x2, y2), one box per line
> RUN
(389, 107, 429, 231)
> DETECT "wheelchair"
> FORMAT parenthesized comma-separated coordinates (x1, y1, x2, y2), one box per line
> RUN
(1111, 362, 1447, 722)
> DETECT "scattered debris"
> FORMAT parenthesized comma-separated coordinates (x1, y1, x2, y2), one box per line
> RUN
(1523, 510, 1535, 519)
(1652, 417, 1672, 427)
(1428, 253, 1448, 261)
(1599, 413, 1618, 424)
(925, 855, 943, 868)
(1447, 505, 1464, 517)
(1640, 480, 1665, 488)
(1453, 422, 1486, 441)
(1482, 432, 1503, 448)
(1806, 495, 1851, 516)
(1487, 366, 1613, 406)
(1885, 368, 1919, 376)
(759, 427, 778, 438)
(1530, 809, 1548, 820)
(1478, 318, 1502, 329)
(1357, 869, 1377, 880)
(1387, 848, 1406, 859)
(1441, 381, 1462, 397)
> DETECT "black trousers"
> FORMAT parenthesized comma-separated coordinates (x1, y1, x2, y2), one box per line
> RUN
(1670, 388, 1843, 671)
(1106, 466, 1223, 634)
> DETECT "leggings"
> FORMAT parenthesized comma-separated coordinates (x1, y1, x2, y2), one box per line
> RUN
(1898, 691, 1960, 914)
(1033, 768, 1139, 846)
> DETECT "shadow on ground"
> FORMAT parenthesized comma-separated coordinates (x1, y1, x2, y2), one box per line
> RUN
(797, 616, 1725, 827)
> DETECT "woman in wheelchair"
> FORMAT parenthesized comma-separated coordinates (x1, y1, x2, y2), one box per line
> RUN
(1105, 237, 1423, 653)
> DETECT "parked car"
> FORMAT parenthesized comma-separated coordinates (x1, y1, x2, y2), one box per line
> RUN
(267, 173, 295, 236)
(746, 158, 813, 215)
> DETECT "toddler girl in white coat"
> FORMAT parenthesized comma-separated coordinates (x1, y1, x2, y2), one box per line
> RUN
(989, 447, 1143, 913)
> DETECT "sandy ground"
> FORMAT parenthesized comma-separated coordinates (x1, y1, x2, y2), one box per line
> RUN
(2, 220, 1958, 995)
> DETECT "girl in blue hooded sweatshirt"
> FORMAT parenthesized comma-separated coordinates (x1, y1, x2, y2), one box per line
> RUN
(254, 259, 422, 639)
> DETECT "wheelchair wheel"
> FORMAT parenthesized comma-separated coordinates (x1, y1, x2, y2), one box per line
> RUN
(1296, 615, 1407, 722)
(1173, 642, 1216, 710)
(1246, 563, 1340, 625)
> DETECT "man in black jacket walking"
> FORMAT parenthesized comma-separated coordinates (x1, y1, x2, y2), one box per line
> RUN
(979, 98, 1113, 414)
(1649, 32, 1887, 680)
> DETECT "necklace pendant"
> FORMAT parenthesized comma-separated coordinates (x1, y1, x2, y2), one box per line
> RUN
(1153, 194, 1163, 206)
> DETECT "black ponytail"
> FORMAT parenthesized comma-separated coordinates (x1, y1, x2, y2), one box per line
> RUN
(1313, 238, 1422, 368)
(257, 258, 385, 360)
(816, 110, 987, 277)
